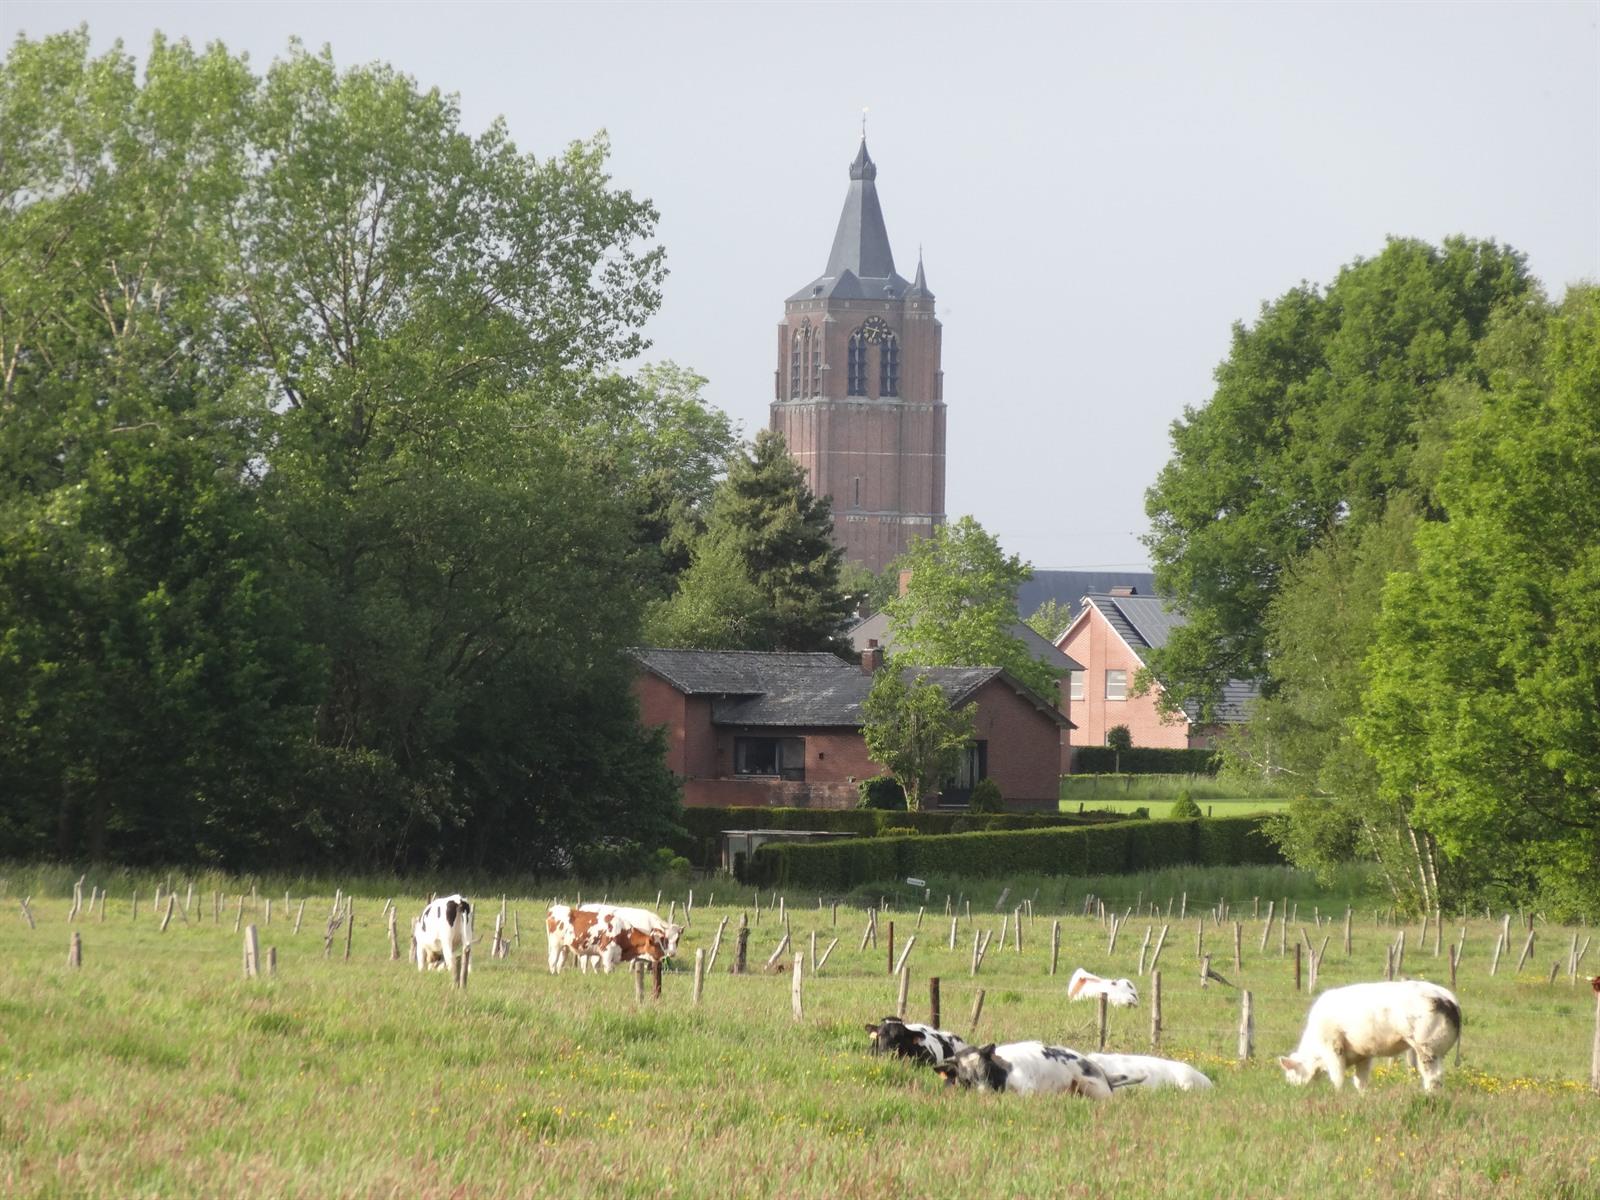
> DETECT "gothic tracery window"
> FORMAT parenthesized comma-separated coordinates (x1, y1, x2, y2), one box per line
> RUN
(790, 331, 802, 398)
(847, 329, 868, 396)
(880, 333, 900, 397)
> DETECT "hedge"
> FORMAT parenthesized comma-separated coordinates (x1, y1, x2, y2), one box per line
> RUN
(1072, 746, 1220, 775)
(671, 806, 1131, 868)
(743, 815, 1282, 889)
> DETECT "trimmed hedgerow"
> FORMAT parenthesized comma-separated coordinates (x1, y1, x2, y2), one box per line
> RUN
(1073, 747, 1220, 775)
(744, 815, 1282, 889)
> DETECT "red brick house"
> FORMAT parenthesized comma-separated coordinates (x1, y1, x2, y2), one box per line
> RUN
(1056, 590, 1257, 751)
(633, 648, 1072, 811)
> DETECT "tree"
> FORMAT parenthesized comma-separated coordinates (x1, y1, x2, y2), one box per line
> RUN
(862, 668, 977, 811)
(1144, 238, 1536, 716)
(884, 516, 1060, 699)
(1105, 725, 1133, 752)
(1024, 599, 1074, 643)
(648, 429, 853, 652)
(1359, 287, 1600, 915)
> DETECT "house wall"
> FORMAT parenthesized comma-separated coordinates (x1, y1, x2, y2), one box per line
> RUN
(1058, 610, 1190, 750)
(969, 679, 1067, 808)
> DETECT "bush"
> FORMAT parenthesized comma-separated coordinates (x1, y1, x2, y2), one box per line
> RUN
(880, 826, 918, 838)
(1106, 724, 1133, 751)
(745, 815, 1283, 889)
(1073, 747, 1220, 775)
(1169, 791, 1203, 820)
(857, 775, 908, 811)
(968, 779, 1004, 814)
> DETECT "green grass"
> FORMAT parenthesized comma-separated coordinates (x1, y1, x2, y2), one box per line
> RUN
(1063, 797, 1292, 816)
(1, 867, 1595, 1198)
(1061, 773, 1292, 803)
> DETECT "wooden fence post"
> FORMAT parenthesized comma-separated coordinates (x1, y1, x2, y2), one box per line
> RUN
(1238, 990, 1254, 1060)
(1344, 907, 1353, 957)
(454, 945, 470, 990)
(267, 946, 277, 977)
(1259, 900, 1274, 952)
(293, 899, 306, 936)
(344, 901, 355, 961)
(733, 926, 749, 975)
(1233, 921, 1242, 974)
(815, 937, 839, 974)
(1149, 924, 1170, 973)
(1294, 942, 1302, 991)
(1515, 928, 1536, 974)
(233, 894, 244, 934)
(1051, 920, 1062, 977)
(896, 966, 910, 1019)
(130, 891, 137, 923)
(1590, 983, 1600, 1093)
(1150, 970, 1162, 1049)
(1097, 994, 1108, 1051)
(893, 935, 917, 977)
(949, 915, 959, 952)
(243, 924, 260, 979)
(969, 988, 986, 1036)
(693, 948, 705, 1006)
(791, 952, 804, 1020)
(1490, 932, 1504, 976)
(1395, 930, 1407, 977)
(651, 957, 663, 1001)
(68, 930, 82, 969)
(929, 976, 941, 1028)
(887, 920, 895, 976)
(388, 907, 399, 961)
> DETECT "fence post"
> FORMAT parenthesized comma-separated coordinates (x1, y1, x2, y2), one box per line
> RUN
(1259, 900, 1274, 952)
(1233, 921, 1242, 975)
(893, 935, 917, 977)
(1150, 970, 1162, 1049)
(1590, 983, 1600, 1093)
(950, 915, 959, 952)
(160, 894, 176, 933)
(1149, 924, 1170, 974)
(294, 899, 306, 936)
(1294, 942, 1302, 991)
(388, 907, 399, 961)
(815, 937, 839, 973)
(243, 925, 260, 979)
(1448, 942, 1459, 989)
(792, 952, 804, 1020)
(1238, 990, 1254, 1060)
(733, 926, 749, 975)
(969, 988, 986, 1036)
(693, 947, 705, 1006)
(68, 930, 82, 969)
(1051, 920, 1062, 977)
(1344, 907, 1353, 957)
(1515, 929, 1536, 974)
(651, 957, 663, 1001)
(1201, 953, 1212, 988)
(1490, 932, 1504, 976)
(896, 966, 911, 1019)
(344, 901, 354, 961)
(1097, 994, 1108, 1052)
(929, 976, 941, 1028)
(887, 920, 895, 976)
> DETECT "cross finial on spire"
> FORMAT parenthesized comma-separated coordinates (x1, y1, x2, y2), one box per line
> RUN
(861, 106, 868, 139)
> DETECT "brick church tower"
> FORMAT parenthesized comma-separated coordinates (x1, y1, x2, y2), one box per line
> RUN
(770, 138, 946, 574)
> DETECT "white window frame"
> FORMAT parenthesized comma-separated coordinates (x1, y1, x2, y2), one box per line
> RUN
(1105, 669, 1127, 701)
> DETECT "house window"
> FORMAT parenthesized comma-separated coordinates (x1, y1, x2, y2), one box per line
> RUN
(734, 736, 806, 781)
(940, 741, 988, 806)
(1069, 670, 1085, 702)
(879, 334, 899, 396)
(1105, 669, 1127, 701)
(847, 329, 868, 396)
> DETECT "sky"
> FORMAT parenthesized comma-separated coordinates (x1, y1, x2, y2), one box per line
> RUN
(6, 2, 1597, 572)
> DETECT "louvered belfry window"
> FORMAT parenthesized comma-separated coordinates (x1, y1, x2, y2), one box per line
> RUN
(790, 331, 802, 398)
(880, 334, 899, 397)
(847, 329, 868, 396)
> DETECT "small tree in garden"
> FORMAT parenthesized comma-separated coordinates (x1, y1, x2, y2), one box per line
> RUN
(969, 778, 1004, 814)
(862, 668, 977, 811)
(1106, 725, 1133, 751)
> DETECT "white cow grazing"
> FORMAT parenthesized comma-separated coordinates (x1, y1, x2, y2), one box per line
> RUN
(933, 1042, 1135, 1099)
(1087, 1053, 1213, 1092)
(413, 894, 474, 976)
(545, 903, 684, 974)
(1279, 980, 1461, 1093)
(1068, 967, 1140, 1008)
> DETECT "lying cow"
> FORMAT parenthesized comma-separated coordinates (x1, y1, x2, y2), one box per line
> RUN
(1278, 980, 1461, 1093)
(1068, 967, 1140, 1008)
(1086, 1052, 1213, 1092)
(545, 903, 682, 974)
(865, 1016, 970, 1066)
(414, 894, 473, 976)
(933, 1042, 1136, 1098)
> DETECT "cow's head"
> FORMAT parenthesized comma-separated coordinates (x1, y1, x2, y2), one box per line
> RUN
(935, 1044, 1009, 1093)
(658, 923, 684, 958)
(865, 1017, 913, 1057)
(1277, 1054, 1319, 1086)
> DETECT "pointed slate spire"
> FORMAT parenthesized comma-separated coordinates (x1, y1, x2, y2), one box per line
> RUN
(907, 250, 934, 300)
(825, 137, 895, 280)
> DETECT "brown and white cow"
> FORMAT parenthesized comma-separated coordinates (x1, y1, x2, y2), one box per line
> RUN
(545, 903, 682, 974)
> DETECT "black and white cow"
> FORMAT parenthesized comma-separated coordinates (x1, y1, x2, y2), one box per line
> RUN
(933, 1041, 1138, 1098)
(864, 1016, 970, 1066)
(414, 893, 474, 976)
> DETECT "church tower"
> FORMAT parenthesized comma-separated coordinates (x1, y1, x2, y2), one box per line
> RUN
(770, 139, 946, 574)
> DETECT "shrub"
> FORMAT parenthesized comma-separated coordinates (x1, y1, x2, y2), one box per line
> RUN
(746, 815, 1283, 888)
(880, 826, 918, 837)
(1073, 746, 1220, 775)
(968, 779, 1004, 814)
(1169, 792, 1203, 820)
(857, 775, 908, 811)
(1106, 724, 1133, 751)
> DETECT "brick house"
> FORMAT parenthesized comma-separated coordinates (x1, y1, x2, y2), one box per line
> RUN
(1056, 590, 1257, 751)
(633, 648, 1072, 811)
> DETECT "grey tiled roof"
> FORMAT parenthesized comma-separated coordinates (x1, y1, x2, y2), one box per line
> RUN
(848, 611, 1083, 673)
(634, 649, 1069, 729)
(789, 139, 912, 302)
(1080, 595, 1260, 725)
(1015, 571, 1157, 626)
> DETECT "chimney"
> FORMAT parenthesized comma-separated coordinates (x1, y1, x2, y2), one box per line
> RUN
(861, 638, 882, 674)
(897, 569, 913, 597)
(1109, 585, 1137, 596)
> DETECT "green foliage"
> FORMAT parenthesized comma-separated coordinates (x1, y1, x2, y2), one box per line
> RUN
(0, 31, 682, 871)
(1169, 792, 1203, 820)
(838, 562, 897, 621)
(1105, 724, 1133, 752)
(1144, 237, 1537, 716)
(968, 779, 1004, 814)
(647, 429, 852, 652)
(884, 516, 1061, 701)
(856, 775, 908, 811)
(1072, 747, 1219, 775)
(747, 816, 1284, 889)
(1359, 287, 1600, 915)
(1023, 598, 1073, 642)
(861, 667, 977, 810)
(880, 826, 918, 838)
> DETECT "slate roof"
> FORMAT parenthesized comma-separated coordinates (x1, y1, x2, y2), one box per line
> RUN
(1014, 570, 1157, 628)
(1077, 595, 1259, 724)
(633, 649, 1070, 729)
(789, 139, 913, 303)
(848, 610, 1083, 674)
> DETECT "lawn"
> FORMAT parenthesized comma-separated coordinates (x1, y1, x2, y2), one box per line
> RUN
(1, 866, 1595, 1199)
(1064, 797, 1291, 816)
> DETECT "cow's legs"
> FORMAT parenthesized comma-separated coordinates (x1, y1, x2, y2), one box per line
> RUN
(1325, 1056, 1347, 1091)
(1349, 1058, 1374, 1091)
(441, 937, 455, 978)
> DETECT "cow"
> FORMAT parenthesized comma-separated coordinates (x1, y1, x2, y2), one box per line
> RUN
(414, 894, 473, 976)
(864, 1016, 970, 1066)
(932, 1042, 1136, 1098)
(1278, 980, 1462, 1094)
(1067, 967, 1140, 1008)
(545, 903, 683, 974)
(1086, 1052, 1213, 1092)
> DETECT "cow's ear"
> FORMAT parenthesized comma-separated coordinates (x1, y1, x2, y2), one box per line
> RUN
(864, 1023, 879, 1035)
(1277, 1056, 1298, 1071)
(978, 1044, 997, 1058)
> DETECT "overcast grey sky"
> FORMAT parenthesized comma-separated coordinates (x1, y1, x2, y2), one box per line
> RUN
(7, 2, 1597, 571)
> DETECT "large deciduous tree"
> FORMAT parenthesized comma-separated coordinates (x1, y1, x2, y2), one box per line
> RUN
(861, 668, 977, 811)
(885, 516, 1059, 700)
(1359, 287, 1600, 915)
(1143, 238, 1535, 715)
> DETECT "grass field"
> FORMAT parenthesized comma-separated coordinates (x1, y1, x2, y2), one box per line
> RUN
(1063, 797, 1292, 816)
(1, 866, 1596, 1199)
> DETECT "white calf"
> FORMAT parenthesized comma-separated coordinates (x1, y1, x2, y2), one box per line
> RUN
(1279, 980, 1461, 1093)
(934, 1041, 1134, 1098)
(414, 894, 474, 976)
(1067, 967, 1140, 1008)
(1087, 1053, 1213, 1092)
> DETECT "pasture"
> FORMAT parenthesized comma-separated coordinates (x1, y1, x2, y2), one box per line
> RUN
(1, 867, 1596, 1199)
